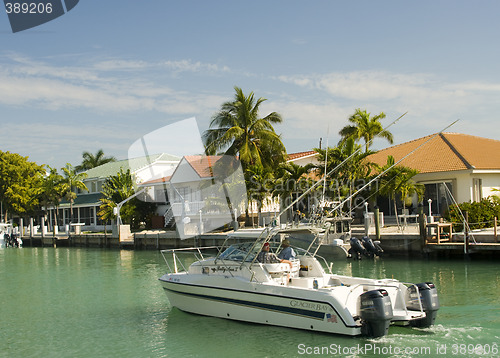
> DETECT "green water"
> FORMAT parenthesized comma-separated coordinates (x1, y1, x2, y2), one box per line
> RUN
(1, 248, 499, 358)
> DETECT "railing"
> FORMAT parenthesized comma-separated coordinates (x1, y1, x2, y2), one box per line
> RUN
(163, 205, 174, 227)
(160, 246, 220, 274)
(170, 201, 215, 215)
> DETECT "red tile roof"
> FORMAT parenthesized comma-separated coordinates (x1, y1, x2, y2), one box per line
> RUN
(368, 133, 500, 173)
(183, 155, 223, 178)
(287, 150, 318, 162)
(140, 176, 171, 186)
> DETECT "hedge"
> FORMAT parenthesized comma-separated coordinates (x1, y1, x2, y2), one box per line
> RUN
(445, 198, 500, 230)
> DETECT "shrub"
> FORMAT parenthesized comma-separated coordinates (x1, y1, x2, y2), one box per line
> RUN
(445, 197, 500, 230)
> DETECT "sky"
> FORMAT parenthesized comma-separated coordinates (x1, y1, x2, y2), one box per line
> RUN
(2, 0, 500, 169)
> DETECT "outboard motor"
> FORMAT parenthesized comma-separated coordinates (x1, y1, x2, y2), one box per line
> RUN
(4, 233, 11, 247)
(361, 236, 383, 257)
(348, 237, 367, 260)
(407, 282, 440, 327)
(359, 289, 394, 337)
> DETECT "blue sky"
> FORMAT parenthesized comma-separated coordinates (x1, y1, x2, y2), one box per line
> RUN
(2, 0, 500, 169)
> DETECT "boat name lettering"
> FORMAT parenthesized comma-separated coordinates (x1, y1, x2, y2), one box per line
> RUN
(211, 266, 241, 273)
(290, 300, 332, 312)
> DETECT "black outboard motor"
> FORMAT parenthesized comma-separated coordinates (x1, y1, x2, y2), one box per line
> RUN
(407, 282, 440, 327)
(359, 289, 394, 337)
(361, 236, 383, 257)
(348, 237, 367, 260)
(11, 233, 19, 247)
(4, 233, 11, 247)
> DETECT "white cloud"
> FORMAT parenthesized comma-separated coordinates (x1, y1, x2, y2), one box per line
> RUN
(0, 54, 229, 115)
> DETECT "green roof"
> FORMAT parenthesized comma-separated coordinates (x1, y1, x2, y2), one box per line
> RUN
(83, 153, 181, 179)
(59, 193, 103, 207)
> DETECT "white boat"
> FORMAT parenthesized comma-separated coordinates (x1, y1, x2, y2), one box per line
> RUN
(280, 217, 353, 258)
(0, 223, 12, 248)
(159, 229, 439, 337)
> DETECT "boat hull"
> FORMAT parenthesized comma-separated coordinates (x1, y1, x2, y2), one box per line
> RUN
(159, 274, 362, 336)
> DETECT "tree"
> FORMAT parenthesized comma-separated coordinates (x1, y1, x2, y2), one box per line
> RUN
(39, 166, 65, 235)
(61, 163, 88, 225)
(245, 164, 274, 226)
(98, 169, 156, 229)
(203, 86, 287, 170)
(273, 162, 315, 220)
(315, 138, 376, 213)
(0, 151, 45, 221)
(339, 108, 393, 152)
(75, 149, 116, 172)
(378, 156, 423, 227)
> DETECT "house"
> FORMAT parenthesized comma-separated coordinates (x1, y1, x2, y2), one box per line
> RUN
(139, 155, 246, 237)
(368, 133, 500, 216)
(46, 153, 180, 232)
(287, 150, 321, 166)
(140, 151, 323, 231)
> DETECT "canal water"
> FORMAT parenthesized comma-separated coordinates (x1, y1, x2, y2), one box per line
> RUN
(1, 248, 499, 358)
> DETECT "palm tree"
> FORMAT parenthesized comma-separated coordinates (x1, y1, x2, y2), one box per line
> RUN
(378, 156, 423, 227)
(61, 163, 88, 225)
(75, 149, 116, 172)
(40, 166, 65, 236)
(203, 86, 286, 170)
(339, 108, 393, 152)
(315, 138, 376, 213)
(273, 162, 315, 220)
(245, 164, 275, 226)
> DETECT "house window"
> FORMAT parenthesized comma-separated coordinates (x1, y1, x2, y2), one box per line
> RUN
(423, 182, 453, 216)
(154, 189, 169, 203)
(79, 207, 94, 225)
(173, 187, 191, 202)
(473, 178, 483, 202)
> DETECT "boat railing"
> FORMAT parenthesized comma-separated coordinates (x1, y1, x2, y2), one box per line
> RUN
(160, 246, 220, 274)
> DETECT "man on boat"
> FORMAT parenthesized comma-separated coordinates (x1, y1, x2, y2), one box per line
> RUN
(257, 242, 292, 268)
(278, 239, 296, 261)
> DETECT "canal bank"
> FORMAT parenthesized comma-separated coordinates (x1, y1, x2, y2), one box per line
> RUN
(19, 226, 500, 258)
(21, 230, 239, 250)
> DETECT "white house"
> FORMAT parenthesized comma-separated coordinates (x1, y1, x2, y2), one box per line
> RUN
(46, 153, 180, 232)
(368, 133, 500, 216)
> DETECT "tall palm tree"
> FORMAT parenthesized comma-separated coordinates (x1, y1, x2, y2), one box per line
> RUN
(203, 86, 286, 170)
(75, 149, 116, 172)
(61, 163, 88, 225)
(339, 108, 393, 152)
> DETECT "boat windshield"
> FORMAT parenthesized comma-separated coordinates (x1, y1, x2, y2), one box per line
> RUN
(218, 242, 258, 262)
